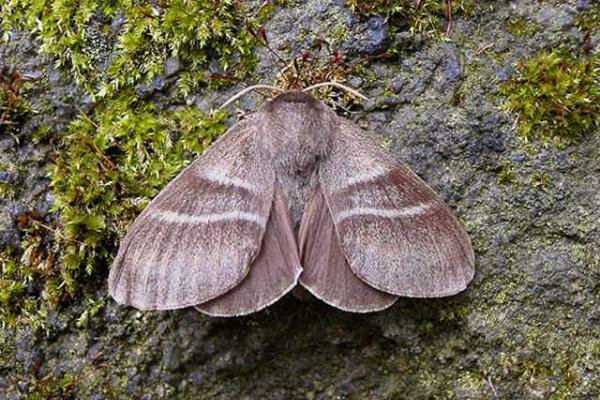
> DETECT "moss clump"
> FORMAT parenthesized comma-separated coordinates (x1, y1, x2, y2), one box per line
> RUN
(346, 0, 478, 36)
(0, 253, 28, 318)
(1, 0, 264, 96)
(575, 6, 600, 33)
(275, 44, 365, 109)
(500, 50, 600, 146)
(506, 17, 540, 37)
(497, 163, 517, 185)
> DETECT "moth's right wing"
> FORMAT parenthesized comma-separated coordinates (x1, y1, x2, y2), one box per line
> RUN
(108, 117, 300, 311)
(314, 119, 474, 299)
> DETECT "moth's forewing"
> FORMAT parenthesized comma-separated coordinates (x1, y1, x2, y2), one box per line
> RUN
(317, 118, 475, 297)
(109, 118, 277, 310)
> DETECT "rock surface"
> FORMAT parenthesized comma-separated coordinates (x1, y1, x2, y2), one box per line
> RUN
(1, 1, 599, 399)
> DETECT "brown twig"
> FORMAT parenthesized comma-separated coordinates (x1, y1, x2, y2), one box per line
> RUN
(29, 219, 81, 244)
(206, 74, 239, 82)
(72, 105, 118, 171)
(347, 51, 391, 71)
(582, 28, 592, 58)
(70, 135, 118, 171)
(445, 0, 454, 37)
(487, 376, 499, 399)
(476, 43, 495, 55)
(74, 104, 98, 129)
(247, 24, 288, 71)
(136, 5, 158, 19)
(249, 0, 270, 19)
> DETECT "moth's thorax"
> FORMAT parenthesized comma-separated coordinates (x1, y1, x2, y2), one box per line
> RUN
(257, 91, 338, 231)
(258, 91, 335, 166)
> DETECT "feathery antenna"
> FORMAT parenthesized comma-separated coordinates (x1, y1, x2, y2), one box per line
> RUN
(220, 85, 284, 109)
(302, 82, 369, 101)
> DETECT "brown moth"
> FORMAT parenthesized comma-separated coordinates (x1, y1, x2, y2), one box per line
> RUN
(108, 87, 474, 316)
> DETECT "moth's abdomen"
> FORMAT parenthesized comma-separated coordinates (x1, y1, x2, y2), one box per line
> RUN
(277, 159, 321, 235)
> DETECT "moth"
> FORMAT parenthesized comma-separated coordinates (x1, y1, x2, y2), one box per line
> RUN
(108, 85, 474, 317)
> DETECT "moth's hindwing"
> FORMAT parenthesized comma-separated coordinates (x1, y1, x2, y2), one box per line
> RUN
(299, 188, 398, 312)
(196, 184, 302, 316)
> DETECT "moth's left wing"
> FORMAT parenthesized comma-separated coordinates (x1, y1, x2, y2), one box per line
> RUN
(318, 119, 475, 298)
(109, 117, 285, 310)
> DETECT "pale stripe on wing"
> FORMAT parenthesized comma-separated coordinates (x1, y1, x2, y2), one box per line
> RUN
(151, 210, 266, 227)
(336, 166, 388, 191)
(334, 202, 434, 223)
(202, 169, 258, 193)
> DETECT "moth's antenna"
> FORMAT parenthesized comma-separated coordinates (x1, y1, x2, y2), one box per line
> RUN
(220, 85, 284, 109)
(302, 82, 369, 101)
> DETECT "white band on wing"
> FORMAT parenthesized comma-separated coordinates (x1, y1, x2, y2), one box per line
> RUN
(202, 169, 259, 193)
(152, 210, 266, 227)
(334, 203, 434, 223)
(338, 166, 388, 189)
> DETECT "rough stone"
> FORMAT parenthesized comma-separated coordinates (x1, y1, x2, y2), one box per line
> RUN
(360, 15, 390, 55)
(164, 57, 182, 77)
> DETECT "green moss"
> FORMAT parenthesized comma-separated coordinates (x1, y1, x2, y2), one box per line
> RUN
(1, 0, 262, 96)
(346, 0, 478, 37)
(575, 6, 600, 32)
(527, 172, 552, 192)
(506, 17, 539, 37)
(0, 248, 52, 328)
(0, 177, 17, 199)
(0, 255, 28, 314)
(22, 372, 78, 400)
(500, 49, 600, 147)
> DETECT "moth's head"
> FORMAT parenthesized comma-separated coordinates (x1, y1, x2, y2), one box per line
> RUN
(258, 90, 334, 132)
(264, 90, 324, 112)
(260, 90, 338, 135)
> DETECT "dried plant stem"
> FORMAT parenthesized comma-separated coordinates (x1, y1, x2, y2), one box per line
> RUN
(445, 0, 454, 36)
(29, 219, 80, 244)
